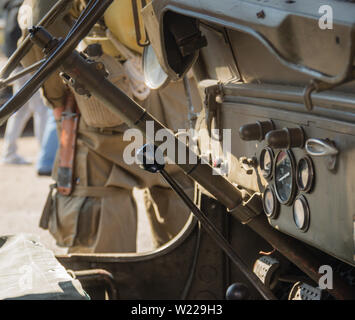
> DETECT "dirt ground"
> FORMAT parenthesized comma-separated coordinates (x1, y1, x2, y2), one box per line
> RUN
(0, 136, 154, 254)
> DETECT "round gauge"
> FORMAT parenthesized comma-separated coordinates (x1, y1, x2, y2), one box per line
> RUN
(296, 156, 315, 193)
(293, 195, 310, 232)
(262, 186, 279, 219)
(274, 150, 296, 205)
(259, 147, 274, 179)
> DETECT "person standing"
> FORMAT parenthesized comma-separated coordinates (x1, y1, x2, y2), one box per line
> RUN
(1, 0, 49, 165)
(36, 109, 58, 176)
(20, 0, 201, 253)
(0, 0, 20, 106)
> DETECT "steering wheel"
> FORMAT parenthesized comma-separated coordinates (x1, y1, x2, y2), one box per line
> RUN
(0, 0, 114, 125)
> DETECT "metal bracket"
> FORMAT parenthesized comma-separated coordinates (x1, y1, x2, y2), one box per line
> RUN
(60, 72, 91, 97)
(60, 61, 108, 98)
(239, 157, 257, 175)
(204, 83, 224, 141)
(131, 0, 150, 47)
(228, 193, 263, 224)
(304, 67, 355, 111)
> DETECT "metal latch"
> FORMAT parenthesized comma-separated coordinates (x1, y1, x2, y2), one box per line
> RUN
(204, 83, 224, 141)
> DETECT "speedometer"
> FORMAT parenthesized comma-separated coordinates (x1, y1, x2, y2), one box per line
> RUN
(274, 150, 296, 205)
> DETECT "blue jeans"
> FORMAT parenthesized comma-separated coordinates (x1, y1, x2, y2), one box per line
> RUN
(36, 109, 58, 172)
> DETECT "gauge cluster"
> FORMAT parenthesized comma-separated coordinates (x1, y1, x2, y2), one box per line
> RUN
(261, 147, 315, 233)
(220, 93, 355, 266)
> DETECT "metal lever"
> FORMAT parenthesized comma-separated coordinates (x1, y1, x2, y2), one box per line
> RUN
(305, 138, 339, 171)
(136, 144, 276, 300)
(305, 138, 339, 157)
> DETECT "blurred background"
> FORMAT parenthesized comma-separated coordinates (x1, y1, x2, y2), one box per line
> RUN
(0, 7, 67, 254)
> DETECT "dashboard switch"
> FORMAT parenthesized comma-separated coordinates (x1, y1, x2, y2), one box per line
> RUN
(239, 120, 274, 142)
(266, 127, 305, 149)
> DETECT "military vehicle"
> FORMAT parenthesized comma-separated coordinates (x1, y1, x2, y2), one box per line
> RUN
(0, 0, 355, 300)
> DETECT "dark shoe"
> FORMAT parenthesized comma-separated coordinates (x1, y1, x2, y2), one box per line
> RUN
(37, 170, 52, 177)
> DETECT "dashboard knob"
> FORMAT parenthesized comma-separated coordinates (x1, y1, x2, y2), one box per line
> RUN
(226, 283, 250, 300)
(136, 144, 165, 173)
(239, 120, 274, 142)
(84, 43, 103, 58)
(266, 127, 305, 149)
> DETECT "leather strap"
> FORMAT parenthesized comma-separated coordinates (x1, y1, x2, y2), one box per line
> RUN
(57, 94, 80, 196)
